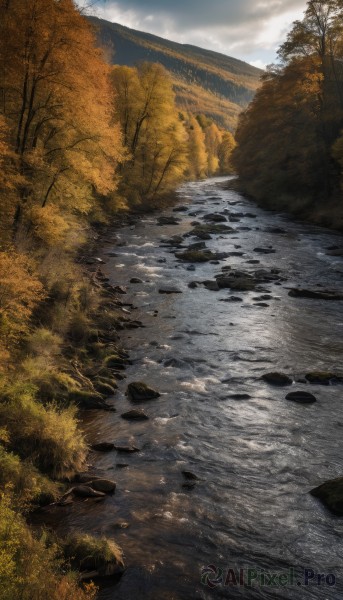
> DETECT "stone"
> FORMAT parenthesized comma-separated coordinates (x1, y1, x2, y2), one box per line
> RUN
(182, 471, 200, 481)
(254, 247, 276, 254)
(227, 394, 252, 400)
(130, 278, 143, 284)
(310, 477, 343, 515)
(92, 443, 115, 452)
(286, 391, 317, 404)
(86, 479, 116, 494)
(262, 372, 293, 386)
(203, 280, 220, 291)
(289, 289, 343, 300)
(127, 382, 161, 403)
(73, 485, 106, 498)
(305, 372, 343, 385)
(121, 409, 149, 421)
(159, 287, 182, 294)
(157, 216, 180, 225)
(114, 445, 140, 453)
(203, 213, 227, 223)
(175, 250, 217, 263)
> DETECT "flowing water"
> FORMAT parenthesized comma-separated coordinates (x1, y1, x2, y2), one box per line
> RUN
(57, 178, 343, 598)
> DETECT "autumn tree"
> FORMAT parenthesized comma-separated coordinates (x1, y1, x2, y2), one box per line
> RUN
(0, 0, 123, 245)
(218, 131, 236, 174)
(205, 122, 222, 175)
(187, 116, 208, 179)
(111, 63, 187, 206)
(233, 0, 343, 221)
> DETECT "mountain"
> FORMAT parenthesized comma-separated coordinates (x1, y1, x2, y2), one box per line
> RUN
(88, 17, 263, 130)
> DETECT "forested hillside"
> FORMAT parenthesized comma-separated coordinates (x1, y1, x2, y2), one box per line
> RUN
(88, 17, 262, 130)
(0, 1, 236, 597)
(232, 0, 343, 230)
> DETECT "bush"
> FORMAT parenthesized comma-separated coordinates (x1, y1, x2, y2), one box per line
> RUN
(0, 383, 86, 478)
(63, 533, 123, 574)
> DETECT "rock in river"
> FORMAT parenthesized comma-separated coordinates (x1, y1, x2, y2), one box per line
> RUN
(286, 391, 317, 404)
(127, 382, 161, 403)
(121, 409, 149, 421)
(262, 372, 293, 386)
(92, 442, 115, 452)
(73, 485, 106, 498)
(310, 477, 343, 516)
(305, 372, 343, 385)
(157, 216, 180, 225)
(159, 286, 182, 294)
(289, 288, 343, 300)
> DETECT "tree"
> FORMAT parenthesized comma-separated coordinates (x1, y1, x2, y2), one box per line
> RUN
(0, 0, 123, 242)
(205, 123, 222, 175)
(187, 116, 208, 179)
(111, 63, 187, 205)
(218, 131, 236, 174)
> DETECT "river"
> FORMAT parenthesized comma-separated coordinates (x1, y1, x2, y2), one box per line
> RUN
(58, 177, 343, 598)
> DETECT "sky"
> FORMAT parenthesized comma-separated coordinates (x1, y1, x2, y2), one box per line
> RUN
(81, 0, 309, 69)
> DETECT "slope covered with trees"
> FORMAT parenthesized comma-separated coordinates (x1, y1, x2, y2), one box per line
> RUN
(232, 0, 343, 229)
(88, 17, 262, 131)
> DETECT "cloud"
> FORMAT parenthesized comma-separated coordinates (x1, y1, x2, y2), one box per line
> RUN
(85, 0, 307, 62)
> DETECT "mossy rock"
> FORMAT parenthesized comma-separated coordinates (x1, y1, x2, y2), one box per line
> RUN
(175, 250, 217, 263)
(68, 390, 108, 409)
(127, 382, 160, 403)
(262, 372, 293, 386)
(190, 224, 234, 237)
(311, 477, 343, 516)
(94, 381, 117, 397)
(305, 372, 343, 385)
(104, 355, 128, 368)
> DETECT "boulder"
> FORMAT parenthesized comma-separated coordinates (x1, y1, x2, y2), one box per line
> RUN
(157, 216, 180, 226)
(262, 372, 293, 386)
(203, 213, 227, 223)
(305, 372, 343, 385)
(310, 477, 343, 515)
(86, 479, 116, 494)
(92, 443, 115, 452)
(289, 288, 343, 300)
(175, 250, 217, 263)
(114, 445, 140, 453)
(182, 470, 200, 481)
(254, 247, 276, 254)
(130, 278, 143, 284)
(121, 409, 149, 421)
(286, 391, 317, 404)
(203, 280, 220, 291)
(158, 287, 182, 294)
(73, 485, 106, 498)
(127, 382, 161, 403)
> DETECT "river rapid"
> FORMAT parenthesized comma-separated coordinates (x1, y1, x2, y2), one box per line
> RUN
(61, 178, 343, 598)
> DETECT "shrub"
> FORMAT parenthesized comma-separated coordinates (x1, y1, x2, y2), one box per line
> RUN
(63, 533, 123, 573)
(0, 383, 86, 478)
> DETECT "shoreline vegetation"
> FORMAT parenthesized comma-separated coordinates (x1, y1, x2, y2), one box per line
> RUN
(0, 0, 235, 597)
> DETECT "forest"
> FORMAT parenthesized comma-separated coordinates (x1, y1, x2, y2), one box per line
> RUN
(0, 0, 235, 597)
(233, 0, 343, 229)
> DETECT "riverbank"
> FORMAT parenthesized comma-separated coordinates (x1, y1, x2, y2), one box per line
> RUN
(226, 178, 343, 232)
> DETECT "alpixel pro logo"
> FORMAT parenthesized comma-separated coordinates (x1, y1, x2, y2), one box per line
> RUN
(201, 565, 337, 589)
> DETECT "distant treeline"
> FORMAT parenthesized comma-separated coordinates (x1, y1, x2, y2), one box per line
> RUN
(233, 0, 343, 229)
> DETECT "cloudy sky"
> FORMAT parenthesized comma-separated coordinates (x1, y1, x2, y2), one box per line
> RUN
(83, 0, 308, 68)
